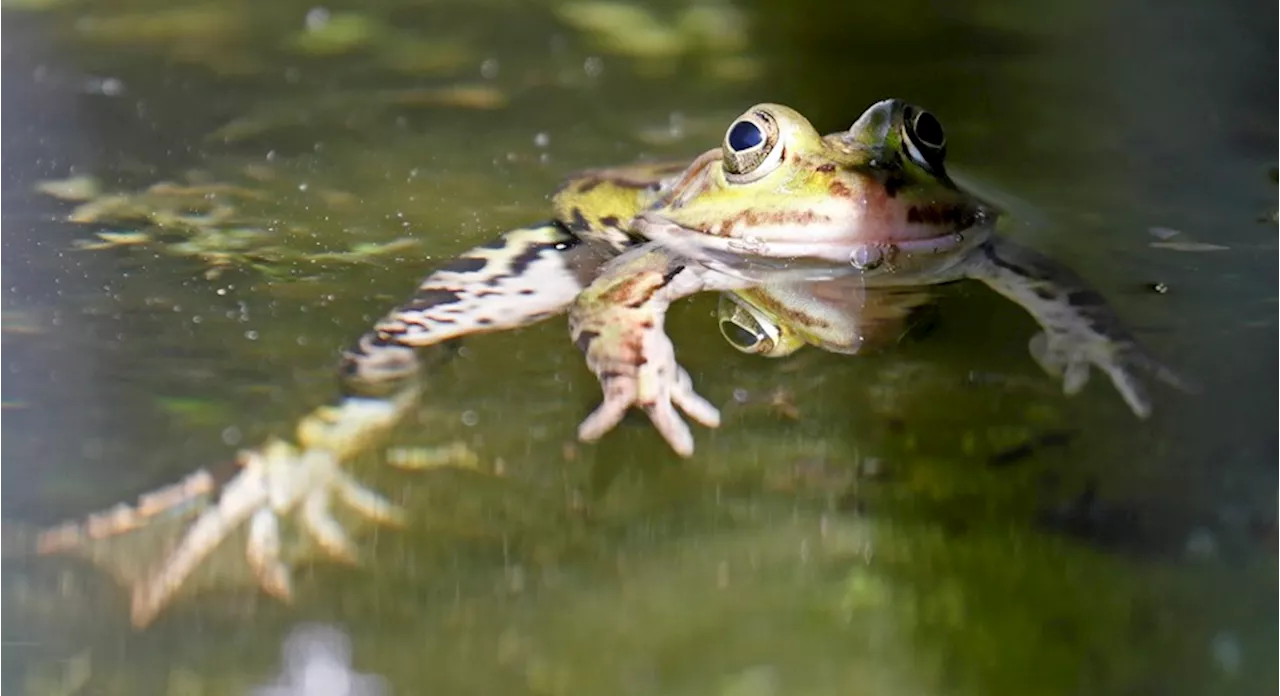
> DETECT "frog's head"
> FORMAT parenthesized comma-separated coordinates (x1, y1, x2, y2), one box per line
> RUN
(637, 100, 995, 280)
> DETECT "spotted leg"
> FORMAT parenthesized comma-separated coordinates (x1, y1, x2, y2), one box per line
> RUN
(964, 236, 1189, 417)
(35, 222, 608, 627)
(570, 243, 758, 457)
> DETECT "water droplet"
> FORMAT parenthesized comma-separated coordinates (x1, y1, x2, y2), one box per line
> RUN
(849, 245, 883, 270)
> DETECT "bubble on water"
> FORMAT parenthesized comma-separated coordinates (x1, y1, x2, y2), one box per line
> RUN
(533, 132, 550, 148)
(245, 330, 260, 340)
(304, 7, 331, 31)
(583, 56, 604, 77)
(84, 76, 125, 96)
(461, 410, 479, 426)
(222, 426, 242, 446)
(480, 58, 500, 79)
(1210, 631, 1242, 676)
(1184, 527, 1217, 559)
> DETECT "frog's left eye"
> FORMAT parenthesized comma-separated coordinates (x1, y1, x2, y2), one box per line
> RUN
(901, 106, 947, 172)
(722, 110, 783, 182)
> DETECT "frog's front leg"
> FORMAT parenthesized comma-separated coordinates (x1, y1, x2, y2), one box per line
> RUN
(570, 244, 747, 456)
(965, 236, 1188, 416)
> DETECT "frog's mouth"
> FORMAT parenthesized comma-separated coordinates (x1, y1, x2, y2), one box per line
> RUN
(636, 213, 992, 283)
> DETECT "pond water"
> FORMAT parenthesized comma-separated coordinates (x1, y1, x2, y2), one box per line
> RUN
(2, 0, 1275, 694)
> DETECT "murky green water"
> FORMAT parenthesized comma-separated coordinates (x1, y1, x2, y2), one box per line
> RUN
(2, 0, 1275, 694)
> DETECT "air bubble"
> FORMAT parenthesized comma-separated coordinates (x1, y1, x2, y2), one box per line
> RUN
(849, 245, 883, 270)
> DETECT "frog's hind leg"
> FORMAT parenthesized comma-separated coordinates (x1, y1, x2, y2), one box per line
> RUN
(339, 221, 606, 391)
(35, 221, 607, 628)
(964, 236, 1188, 417)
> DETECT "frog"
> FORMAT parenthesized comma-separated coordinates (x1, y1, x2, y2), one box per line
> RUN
(32, 99, 1182, 628)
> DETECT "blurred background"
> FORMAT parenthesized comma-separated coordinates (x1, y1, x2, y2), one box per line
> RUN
(2, 0, 1276, 693)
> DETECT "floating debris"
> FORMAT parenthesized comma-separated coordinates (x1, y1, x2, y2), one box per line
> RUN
(286, 11, 381, 56)
(391, 84, 508, 110)
(556, 2, 685, 60)
(72, 230, 152, 250)
(378, 37, 477, 76)
(35, 175, 101, 201)
(385, 442, 481, 471)
(306, 237, 422, 264)
(1149, 241, 1231, 252)
(1146, 225, 1181, 241)
(36, 172, 426, 280)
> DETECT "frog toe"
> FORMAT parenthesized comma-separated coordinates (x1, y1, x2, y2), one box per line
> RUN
(670, 367, 721, 429)
(247, 508, 295, 602)
(578, 380, 638, 444)
(644, 401, 696, 458)
(1097, 358, 1154, 418)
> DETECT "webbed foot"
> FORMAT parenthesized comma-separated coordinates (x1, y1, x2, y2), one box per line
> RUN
(128, 439, 404, 627)
(970, 237, 1191, 418)
(37, 393, 413, 628)
(572, 292, 720, 457)
(568, 255, 721, 455)
(1028, 330, 1188, 418)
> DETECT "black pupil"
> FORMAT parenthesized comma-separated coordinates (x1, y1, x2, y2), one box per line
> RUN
(913, 112, 944, 148)
(728, 121, 764, 152)
(721, 320, 761, 349)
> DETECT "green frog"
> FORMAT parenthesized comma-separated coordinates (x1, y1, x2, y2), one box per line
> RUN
(36, 99, 1182, 627)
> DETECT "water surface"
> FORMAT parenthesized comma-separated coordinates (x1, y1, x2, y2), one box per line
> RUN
(2, 0, 1275, 693)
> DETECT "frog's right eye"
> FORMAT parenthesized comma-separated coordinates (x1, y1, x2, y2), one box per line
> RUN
(722, 109, 782, 182)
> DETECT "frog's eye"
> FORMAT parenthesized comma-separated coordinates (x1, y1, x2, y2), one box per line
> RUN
(717, 294, 799, 357)
(722, 110, 783, 182)
(720, 316, 771, 354)
(901, 106, 947, 172)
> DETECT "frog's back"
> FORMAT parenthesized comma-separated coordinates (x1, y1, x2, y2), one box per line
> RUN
(551, 160, 691, 253)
